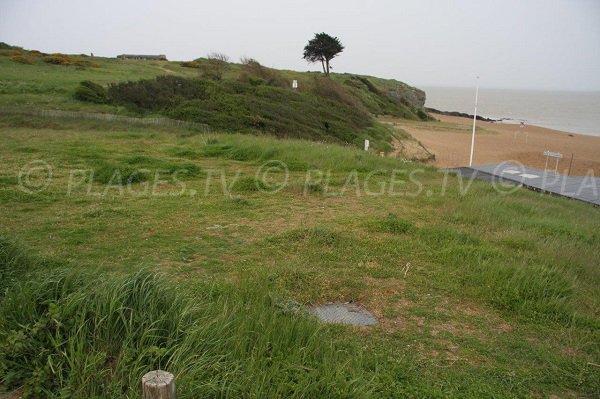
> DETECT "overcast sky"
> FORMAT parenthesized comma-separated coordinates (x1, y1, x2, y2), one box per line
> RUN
(1, 0, 599, 91)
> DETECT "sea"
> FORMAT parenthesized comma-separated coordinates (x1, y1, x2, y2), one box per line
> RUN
(422, 87, 600, 137)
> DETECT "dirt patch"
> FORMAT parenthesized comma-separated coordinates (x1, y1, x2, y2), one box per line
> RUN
(0, 389, 23, 399)
(386, 128, 435, 162)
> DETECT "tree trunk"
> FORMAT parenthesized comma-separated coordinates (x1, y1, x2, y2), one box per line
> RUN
(325, 59, 330, 76)
(320, 59, 326, 74)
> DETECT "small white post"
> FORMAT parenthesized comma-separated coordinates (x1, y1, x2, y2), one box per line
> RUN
(364, 139, 370, 152)
(292, 80, 298, 90)
(469, 77, 479, 167)
(142, 370, 176, 399)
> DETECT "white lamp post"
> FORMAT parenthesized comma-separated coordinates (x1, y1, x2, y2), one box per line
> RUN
(469, 77, 479, 167)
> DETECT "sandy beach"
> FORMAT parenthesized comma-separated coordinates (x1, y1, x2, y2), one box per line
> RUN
(389, 115, 600, 176)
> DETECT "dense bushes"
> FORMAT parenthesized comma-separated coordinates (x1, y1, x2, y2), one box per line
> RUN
(42, 53, 74, 65)
(108, 75, 209, 111)
(74, 80, 108, 103)
(199, 58, 228, 81)
(313, 76, 364, 109)
(43, 53, 98, 68)
(107, 75, 394, 148)
(239, 58, 287, 87)
(180, 60, 200, 68)
(9, 54, 33, 65)
(63, 54, 432, 150)
(0, 42, 17, 50)
(1, 46, 44, 65)
(71, 60, 431, 150)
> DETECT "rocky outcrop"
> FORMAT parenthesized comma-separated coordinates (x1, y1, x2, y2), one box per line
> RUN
(387, 87, 426, 108)
(425, 107, 502, 122)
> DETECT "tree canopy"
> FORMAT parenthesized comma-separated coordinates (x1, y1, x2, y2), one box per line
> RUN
(303, 33, 344, 76)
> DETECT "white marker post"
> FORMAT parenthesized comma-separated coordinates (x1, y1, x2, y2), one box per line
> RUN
(364, 139, 370, 152)
(469, 77, 479, 167)
(292, 80, 298, 90)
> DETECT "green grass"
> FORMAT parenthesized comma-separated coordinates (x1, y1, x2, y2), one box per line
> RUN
(0, 116, 598, 397)
(0, 254, 388, 398)
(0, 50, 198, 112)
(1, 45, 599, 397)
(0, 47, 429, 152)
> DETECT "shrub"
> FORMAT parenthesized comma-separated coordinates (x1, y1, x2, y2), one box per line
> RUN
(207, 52, 229, 63)
(180, 61, 200, 68)
(313, 76, 362, 109)
(199, 59, 227, 80)
(240, 58, 286, 87)
(417, 108, 429, 120)
(74, 80, 108, 103)
(353, 76, 381, 95)
(108, 75, 210, 111)
(43, 53, 98, 68)
(108, 75, 392, 150)
(42, 53, 74, 65)
(10, 54, 33, 64)
(0, 42, 17, 50)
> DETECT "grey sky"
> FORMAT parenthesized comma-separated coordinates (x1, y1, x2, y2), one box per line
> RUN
(1, 0, 599, 91)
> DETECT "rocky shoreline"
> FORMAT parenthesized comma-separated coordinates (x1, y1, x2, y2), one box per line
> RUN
(425, 107, 504, 122)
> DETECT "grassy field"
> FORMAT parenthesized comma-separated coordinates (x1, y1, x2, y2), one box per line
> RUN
(0, 111, 599, 397)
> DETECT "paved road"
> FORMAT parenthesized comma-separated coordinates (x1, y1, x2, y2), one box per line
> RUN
(451, 163, 600, 206)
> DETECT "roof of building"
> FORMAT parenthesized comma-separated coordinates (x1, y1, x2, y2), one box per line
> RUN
(117, 54, 167, 60)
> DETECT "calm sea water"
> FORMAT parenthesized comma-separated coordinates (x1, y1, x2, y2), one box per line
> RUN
(422, 87, 600, 137)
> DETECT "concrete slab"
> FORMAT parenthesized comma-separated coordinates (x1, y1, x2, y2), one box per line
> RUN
(460, 163, 600, 206)
(310, 303, 378, 326)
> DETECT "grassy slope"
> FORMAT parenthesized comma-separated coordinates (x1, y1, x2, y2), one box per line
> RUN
(0, 52, 198, 112)
(0, 114, 599, 397)
(0, 49, 427, 152)
(0, 51, 424, 110)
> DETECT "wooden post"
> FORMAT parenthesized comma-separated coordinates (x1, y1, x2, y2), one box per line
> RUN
(142, 370, 176, 399)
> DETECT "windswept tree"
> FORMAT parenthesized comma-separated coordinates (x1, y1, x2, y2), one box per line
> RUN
(303, 33, 344, 76)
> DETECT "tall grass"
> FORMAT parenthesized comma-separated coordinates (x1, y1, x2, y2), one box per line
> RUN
(0, 236, 55, 297)
(176, 133, 424, 173)
(0, 239, 384, 398)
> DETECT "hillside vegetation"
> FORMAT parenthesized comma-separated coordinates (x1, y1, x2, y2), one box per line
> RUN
(0, 45, 428, 151)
